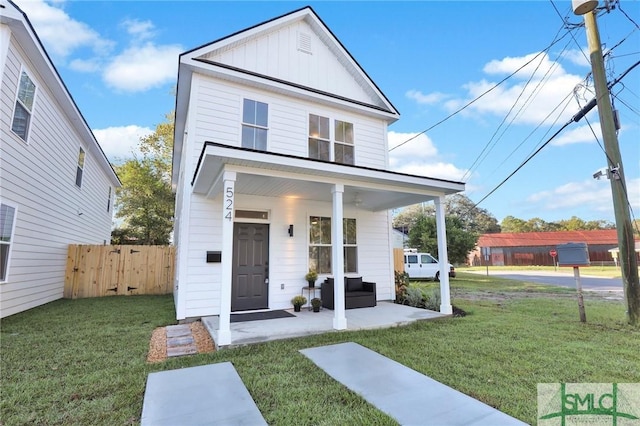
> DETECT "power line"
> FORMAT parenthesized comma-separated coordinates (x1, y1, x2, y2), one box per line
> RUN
(388, 27, 573, 153)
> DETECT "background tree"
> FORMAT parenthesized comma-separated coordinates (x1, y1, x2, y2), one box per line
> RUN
(393, 194, 500, 235)
(112, 113, 175, 245)
(407, 215, 477, 264)
(501, 215, 616, 232)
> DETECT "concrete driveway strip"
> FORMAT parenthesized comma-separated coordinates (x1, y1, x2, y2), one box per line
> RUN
(300, 342, 527, 426)
(140, 362, 267, 425)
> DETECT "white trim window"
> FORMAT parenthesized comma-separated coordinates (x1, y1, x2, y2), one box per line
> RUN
(75, 147, 85, 188)
(308, 114, 330, 161)
(308, 115, 354, 165)
(11, 70, 37, 142)
(107, 187, 112, 212)
(309, 216, 357, 274)
(334, 120, 354, 165)
(0, 203, 17, 282)
(241, 99, 268, 151)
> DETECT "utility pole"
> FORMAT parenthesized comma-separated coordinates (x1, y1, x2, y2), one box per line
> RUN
(574, 0, 639, 325)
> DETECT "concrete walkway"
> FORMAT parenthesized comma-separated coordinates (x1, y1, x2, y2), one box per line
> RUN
(140, 362, 267, 425)
(301, 342, 527, 426)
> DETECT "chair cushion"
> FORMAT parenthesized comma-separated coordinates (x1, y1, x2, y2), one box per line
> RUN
(346, 277, 363, 292)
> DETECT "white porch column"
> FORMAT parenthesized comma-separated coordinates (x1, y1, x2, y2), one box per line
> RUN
(218, 171, 236, 346)
(435, 196, 453, 315)
(332, 184, 347, 330)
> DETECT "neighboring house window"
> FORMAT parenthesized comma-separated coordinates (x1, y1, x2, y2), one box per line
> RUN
(334, 120, 354, 165)
(11, 71, 37, 141)
(241, 99, 268, 150)
(309, 216, 357, 274)
(308, 115, 354, 164)
(308, 114, 330, 161)
(0, 203, 17, 282)
(75, 148, 85, 188)
(107, 187, 112, 212)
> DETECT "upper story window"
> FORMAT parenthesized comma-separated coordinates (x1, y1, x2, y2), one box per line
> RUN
(0, 203, 17, 282)
(241, 99, 268, 151)
(75, 148, 85, 188)
(308, 114, 354, 165)
(334, 120, 354, 165)
(11, 71, 37, 142)
(308, 114, 330, 161)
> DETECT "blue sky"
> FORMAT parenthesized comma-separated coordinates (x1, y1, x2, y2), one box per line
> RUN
(15, 0, 640, 224)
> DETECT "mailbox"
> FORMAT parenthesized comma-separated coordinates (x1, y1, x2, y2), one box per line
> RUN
(556, 242, 590, 267)
(206, 251, 221, 263)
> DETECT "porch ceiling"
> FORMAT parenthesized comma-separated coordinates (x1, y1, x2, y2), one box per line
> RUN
(192, 142, 465, 211)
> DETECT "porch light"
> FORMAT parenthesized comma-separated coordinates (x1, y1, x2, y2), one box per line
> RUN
(288, 224, 294, 237)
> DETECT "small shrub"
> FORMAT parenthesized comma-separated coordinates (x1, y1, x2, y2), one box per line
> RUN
(403, 287, 425, 308)
(423, 289, 441, 311)
(394, 270, 409, 302)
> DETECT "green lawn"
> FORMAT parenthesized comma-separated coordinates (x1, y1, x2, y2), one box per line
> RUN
(1, 275, 638, 425)
(461, 264, 624, 278)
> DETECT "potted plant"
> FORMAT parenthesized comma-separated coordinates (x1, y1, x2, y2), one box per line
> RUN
(311, 298, 322, 312)
(291, 295, 307, 312)
(305, 269, 318, 287)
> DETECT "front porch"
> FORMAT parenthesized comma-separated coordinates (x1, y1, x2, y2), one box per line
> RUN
(202, 301, 447, 348)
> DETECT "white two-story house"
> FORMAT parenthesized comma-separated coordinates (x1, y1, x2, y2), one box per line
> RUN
(0, 0, 120, 318)
(172, 6, 464, 346)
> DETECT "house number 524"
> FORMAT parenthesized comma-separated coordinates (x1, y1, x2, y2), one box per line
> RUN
(224, 187, 234, 221)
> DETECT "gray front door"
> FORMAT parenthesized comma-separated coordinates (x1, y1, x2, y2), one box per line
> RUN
(231, 223, 269, 311)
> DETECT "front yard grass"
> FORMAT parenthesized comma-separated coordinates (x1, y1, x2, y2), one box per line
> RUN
(1, 275, 638, 425)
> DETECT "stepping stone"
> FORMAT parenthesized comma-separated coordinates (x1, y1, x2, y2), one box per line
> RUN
(166, 324, 191, 338)
(301, 342, 526, 425)
(167, 345, 198, 357)
(166, 336, 194, 347)
(141, 362, 267, 425)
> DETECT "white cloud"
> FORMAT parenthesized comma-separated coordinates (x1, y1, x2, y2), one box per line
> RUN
(16, 0, 113, 58)
(388, 131, 467, 181)
(551, 123, 602, 146)
(121, 19, 156, 42)
(412, 51, 586, 126)
(562, 48, 590, 67)
(102, 43, 182, 92)
(525, 178, 640, 216)
(405, 90, 449, 105)
(93, 125, 153, 161)
(68, 58, 101, 73)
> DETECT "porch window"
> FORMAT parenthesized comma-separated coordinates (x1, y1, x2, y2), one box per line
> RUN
(75, 148, 85, 188)
(309, 216, 357, 274)
(308, 114, 330, 161)
(334, 120, 354, 165)
(11, 70, 37, 142)
(1, 203, 17, 282)
(242, 99, 268, 151)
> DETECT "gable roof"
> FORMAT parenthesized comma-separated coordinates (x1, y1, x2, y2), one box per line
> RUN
(478, 230, 622, 248)
(173, 6, 399, 185)
(1, 0, 120, 187)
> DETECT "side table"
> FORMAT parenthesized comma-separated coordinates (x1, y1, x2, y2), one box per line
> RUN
(301, 286, 321, 311)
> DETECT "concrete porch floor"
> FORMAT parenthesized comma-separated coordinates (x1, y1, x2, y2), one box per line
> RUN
(202, 301, 447, 348)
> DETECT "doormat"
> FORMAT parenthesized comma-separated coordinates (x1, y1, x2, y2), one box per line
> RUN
(231, 310, 295, 323)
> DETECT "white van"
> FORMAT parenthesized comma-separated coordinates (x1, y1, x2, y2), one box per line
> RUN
(403, 249, 455, 281)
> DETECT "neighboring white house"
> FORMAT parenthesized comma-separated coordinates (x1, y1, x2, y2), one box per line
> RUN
(171, 6, 464, 346)
(0, 0, 121, 318)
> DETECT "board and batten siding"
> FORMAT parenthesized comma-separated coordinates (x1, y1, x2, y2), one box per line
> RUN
(178, 189, 393, 319)
(201, 19, 374, 107)
(0, 35, 115, 318)
(190, 74, 388, 173)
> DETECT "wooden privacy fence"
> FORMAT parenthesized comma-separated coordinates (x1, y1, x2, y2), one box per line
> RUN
(64, 245, 175, 299)
(393, 248, 405, 273)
